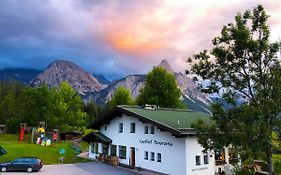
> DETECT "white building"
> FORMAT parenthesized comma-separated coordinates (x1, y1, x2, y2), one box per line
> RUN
(83, 106, 237, 175)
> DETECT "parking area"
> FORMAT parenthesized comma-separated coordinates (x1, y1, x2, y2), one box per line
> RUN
(1, 162, 142, 175)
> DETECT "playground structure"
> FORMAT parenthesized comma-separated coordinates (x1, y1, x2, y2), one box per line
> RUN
(17, 121, 83, 160)
(0, 125, 6, 134)
(20, 121, 59, 146)
(0, 145, 7, 156)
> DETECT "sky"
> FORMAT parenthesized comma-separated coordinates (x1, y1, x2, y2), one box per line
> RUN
(0, 0, 281, 80)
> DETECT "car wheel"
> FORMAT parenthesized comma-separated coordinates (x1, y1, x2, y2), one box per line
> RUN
(27, 167, 33, 173)
(1, 167, 7, 172)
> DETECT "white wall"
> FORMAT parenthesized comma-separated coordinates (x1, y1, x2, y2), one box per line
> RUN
(88, 113, 222, 175)
(96, 114, 187, 175)
(185, 137, 215, 175)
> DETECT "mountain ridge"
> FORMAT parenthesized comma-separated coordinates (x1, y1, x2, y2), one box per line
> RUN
(86, 59, 212, 113)
(0, 59, 213, 113)
(0, 68, 42, 84)
(31, 60, 103, 95)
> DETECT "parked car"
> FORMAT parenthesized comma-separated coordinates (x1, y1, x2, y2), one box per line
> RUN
(0, 157, 43, 173)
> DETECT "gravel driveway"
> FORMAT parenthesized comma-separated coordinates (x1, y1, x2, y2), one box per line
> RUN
(1, 162, 141, 175)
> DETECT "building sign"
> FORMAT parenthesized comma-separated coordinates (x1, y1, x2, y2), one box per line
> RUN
(139, 139, 173, 146)
(192, 167, 208, 171)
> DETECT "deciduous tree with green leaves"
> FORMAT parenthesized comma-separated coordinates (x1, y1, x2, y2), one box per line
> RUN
(107, 86, 135, 109)
(187, 5, 281, 174)
(137, 67, 183, 108)
(49, 82, 86, 132)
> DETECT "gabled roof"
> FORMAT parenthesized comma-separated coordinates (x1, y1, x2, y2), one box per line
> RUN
(60, 131, 83, 136)
(82, 132, 112, 144)
(88, 105, 211, 137)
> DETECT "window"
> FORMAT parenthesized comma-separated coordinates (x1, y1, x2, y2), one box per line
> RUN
(144, 151, 148, 160)
(119, 123, 123, 133)
(150, 152, 155, 161)
(104, 126, 107, 131)
(150, 126, 155, 134)
(12, 159, 24, 164)
(204, 155, 209, 164)
(91, 143, 98, 154)
(102, 144, 109, 155)
(228, 148, 239, 164)
(195, 155, 201, 166)
(130, 123, 135, 133)
(144, 126, 148, 134)
(157, 153, 161, 162)
(215, 149, 226, 165)
(111, 145, 117, 156)
(119, 145, 126, 159)
(22, 158, 29, 164)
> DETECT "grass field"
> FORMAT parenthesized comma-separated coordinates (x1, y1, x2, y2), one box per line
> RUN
(0, 134, 90, 165)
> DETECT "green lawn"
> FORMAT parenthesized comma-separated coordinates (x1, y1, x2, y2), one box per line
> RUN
(0, 134, 90, 165)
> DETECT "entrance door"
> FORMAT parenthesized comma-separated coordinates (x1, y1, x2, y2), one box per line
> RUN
(130, 147, 135, 168)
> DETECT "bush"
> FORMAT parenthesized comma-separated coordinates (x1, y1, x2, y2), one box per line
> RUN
(273, 154, 281, 175)
(233, 167, 255, 175)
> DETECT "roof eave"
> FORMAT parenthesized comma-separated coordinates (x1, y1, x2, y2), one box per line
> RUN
(117, 107, 183, 137)
(88, 106, 184, 137)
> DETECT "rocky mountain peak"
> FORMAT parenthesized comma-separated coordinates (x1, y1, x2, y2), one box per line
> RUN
(157, 59, 174, 73)
(31, 59, 103, 95)
(47, 60, 79, 69)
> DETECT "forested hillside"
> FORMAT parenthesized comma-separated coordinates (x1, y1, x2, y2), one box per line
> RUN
(0, 81, 98, 133)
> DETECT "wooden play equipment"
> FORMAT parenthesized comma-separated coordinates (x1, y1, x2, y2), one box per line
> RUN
(0, 125, 6, 134)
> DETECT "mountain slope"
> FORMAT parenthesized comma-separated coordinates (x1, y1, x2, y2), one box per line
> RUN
(87, 75, 145, 104)
(92, 74, 111, 85)
(176, 73, 212, 113)
(31, 60, 103, 95)
(0, 68, 42, 84)
(87, 59, 212, 114)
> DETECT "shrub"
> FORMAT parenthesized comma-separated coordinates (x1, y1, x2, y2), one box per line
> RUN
(273, 154, 281, 175)
(233, 167, 255, 175)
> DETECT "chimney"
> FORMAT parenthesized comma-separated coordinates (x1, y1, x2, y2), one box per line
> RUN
(144, 104, 158, 110)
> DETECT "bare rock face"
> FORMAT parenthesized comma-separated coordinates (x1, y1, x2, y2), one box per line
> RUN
(31, 60, 103, 95)
(87, 59, 212, 113)
(88, 75, 145, 104)
(156, 59, 175, 73)
(175, 73, 212, 113)
(29, 58, 212, 113)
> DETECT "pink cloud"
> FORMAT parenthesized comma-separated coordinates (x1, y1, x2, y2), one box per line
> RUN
(26, 0, 281, 76)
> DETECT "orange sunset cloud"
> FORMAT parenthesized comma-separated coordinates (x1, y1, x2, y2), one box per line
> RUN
(105, 31, 167, 56)
(1, 0, 281, 79)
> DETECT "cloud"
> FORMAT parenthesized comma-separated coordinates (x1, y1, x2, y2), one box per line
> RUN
(0, 0, 280, 79)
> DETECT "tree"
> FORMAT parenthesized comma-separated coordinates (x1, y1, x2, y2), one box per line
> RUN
(0, 81, 25, 133)
(49, 82, 86, 132)
(137, 67, 183, 108)
(84, 101, 103, 122)
(187, 5, 281, 174)
(108, 86, 135, 109)
(18, 85, 52, 127)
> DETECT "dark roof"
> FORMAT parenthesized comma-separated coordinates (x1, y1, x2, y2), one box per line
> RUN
(88, 106, 211, 137)
(60, 131, 83, 135)
(82, 132, 112, 144)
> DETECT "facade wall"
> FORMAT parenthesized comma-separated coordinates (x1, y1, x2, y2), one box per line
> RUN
(90, 114, 187, 175)
(185, 137, 215, 175)
(88, 112, 233, 175)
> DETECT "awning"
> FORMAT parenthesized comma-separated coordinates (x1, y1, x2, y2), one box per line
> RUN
(82, 132, 112, 145)
(0, 145, 7, 156)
